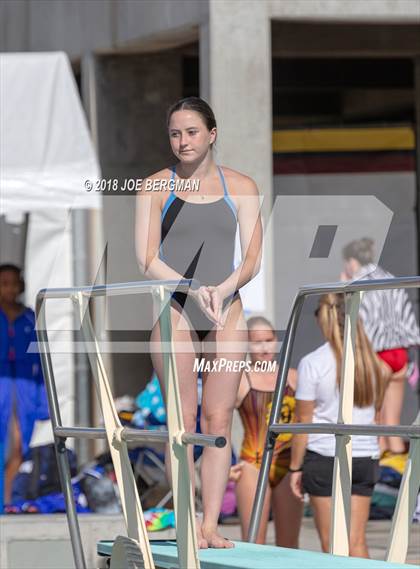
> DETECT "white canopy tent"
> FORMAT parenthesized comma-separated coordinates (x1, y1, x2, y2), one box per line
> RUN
(0, 52, 102, 447)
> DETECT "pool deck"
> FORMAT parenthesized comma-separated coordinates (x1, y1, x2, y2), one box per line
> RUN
(1, 515, 418, 568)
(98, 517, 420, 568)
(98, 537, 412, 568)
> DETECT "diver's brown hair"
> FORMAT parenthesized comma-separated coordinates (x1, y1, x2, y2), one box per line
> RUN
(167, 97, 217, 132)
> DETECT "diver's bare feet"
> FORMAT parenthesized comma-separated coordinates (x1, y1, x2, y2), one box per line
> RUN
(201, 526, 234, 549)
(196, 515, 208, 549)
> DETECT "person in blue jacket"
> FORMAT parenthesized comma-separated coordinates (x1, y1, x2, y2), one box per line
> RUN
(0, 264, 49, 504)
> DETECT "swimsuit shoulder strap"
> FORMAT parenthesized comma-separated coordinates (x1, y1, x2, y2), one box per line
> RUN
(237, 371, 253, 409)
(217, 166, 237, 217)
(217, 166, 229, 196)
(161, 166, 177, 220)
(245, 370, 254, 390)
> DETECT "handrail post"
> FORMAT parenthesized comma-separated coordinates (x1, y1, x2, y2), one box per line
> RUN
(157, 286, 200, 569)
(76, 292, 155, 569)
(36, 295, 86, 569)
(330, 291, 361, 555)
(248, 294, 305, 542)
(386, 411, 420, 563)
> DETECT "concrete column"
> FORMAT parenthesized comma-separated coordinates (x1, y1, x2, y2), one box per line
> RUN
(201, 0, 274, 319)
(415, 58, 420, 277)
(94, 52, 184, 398)
(199, 20, 210, 102)
(414, 59, 420, 412)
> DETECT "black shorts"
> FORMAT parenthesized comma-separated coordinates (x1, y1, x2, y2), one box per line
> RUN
(302, 450, 379, 497)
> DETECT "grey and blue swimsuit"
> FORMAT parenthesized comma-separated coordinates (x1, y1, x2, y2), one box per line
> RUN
(160, 165, 240, 341)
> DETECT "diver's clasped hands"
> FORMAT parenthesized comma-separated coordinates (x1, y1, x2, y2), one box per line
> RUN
(190, 285, 224, 326)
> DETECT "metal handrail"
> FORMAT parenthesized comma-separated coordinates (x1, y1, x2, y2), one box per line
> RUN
(248, 275, 420, 564)
(297, 276, 419, 295)
(270, 423, 420, 437)
(36, 278, 200, 300)
(35, 278, 217, 569)
(54, 426, 226, 447)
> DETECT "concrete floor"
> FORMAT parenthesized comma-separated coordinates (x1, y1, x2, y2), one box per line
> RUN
(1, 514, 418, 568)
(220, 518, 420, 565)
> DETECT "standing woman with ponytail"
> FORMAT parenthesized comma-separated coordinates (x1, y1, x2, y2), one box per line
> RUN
(289, 293, 389, 558)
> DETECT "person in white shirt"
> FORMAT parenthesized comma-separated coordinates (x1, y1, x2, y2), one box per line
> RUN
(289, 293, 390, 558)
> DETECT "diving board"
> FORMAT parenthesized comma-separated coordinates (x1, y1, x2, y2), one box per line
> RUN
(97, 539, 410, 569)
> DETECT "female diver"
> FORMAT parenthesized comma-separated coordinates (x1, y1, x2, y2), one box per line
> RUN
(136, 97, 262, 548)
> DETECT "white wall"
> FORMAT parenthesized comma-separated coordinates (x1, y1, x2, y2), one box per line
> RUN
(4, 1, 418, 60)
(0, 0, 207, 58)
